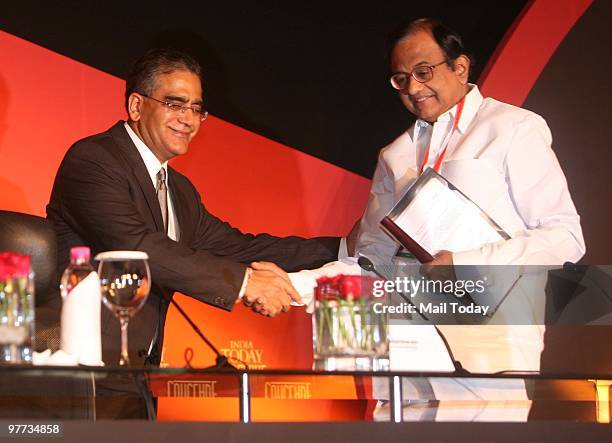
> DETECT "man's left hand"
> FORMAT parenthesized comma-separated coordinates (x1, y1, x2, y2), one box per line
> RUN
(420, 250, 456, 281)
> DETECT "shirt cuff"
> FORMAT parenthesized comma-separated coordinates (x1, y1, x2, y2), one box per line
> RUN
(237, 268, 252, 300)
(287, 258, 364, 314)
(452, 248, 487, 267)
(288, 272, 318, 313)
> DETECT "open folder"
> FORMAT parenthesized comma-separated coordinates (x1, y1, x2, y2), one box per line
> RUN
(380, 168, 509, 263)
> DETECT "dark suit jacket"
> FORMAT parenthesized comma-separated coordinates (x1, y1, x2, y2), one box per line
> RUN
(46, 121, 340, 366)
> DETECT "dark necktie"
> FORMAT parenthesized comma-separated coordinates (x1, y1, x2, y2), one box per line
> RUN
(156, 168, 168, 233)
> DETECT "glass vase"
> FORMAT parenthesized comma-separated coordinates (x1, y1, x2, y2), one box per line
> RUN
(313, 297, 389, 371)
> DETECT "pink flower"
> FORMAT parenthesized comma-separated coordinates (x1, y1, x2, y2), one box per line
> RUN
(315, 274, 382, 301)
(0, 252, 30, 281)
(315, 276, 339, 301)
(338, 275, 362, 299)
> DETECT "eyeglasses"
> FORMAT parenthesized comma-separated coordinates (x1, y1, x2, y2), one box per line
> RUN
(390, 60, 448, 90)
(140, 94, 209, 121)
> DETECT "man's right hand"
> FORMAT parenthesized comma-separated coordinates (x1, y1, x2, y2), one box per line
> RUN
(242, 264, 301, 317)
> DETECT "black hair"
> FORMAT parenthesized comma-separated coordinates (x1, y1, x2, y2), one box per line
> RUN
(124, 47, 202, 114)
(386, 18, 475, 69)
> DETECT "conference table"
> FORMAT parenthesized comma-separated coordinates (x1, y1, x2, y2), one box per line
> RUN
(0, 365, 610, 442)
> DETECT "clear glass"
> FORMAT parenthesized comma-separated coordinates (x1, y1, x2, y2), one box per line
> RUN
(312, 297, 389, 371)
(98, 257, 150, 366)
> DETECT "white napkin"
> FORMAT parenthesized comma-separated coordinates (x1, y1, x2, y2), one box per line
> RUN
(33, 349, 79, 366)
(59, 271, 104, 366)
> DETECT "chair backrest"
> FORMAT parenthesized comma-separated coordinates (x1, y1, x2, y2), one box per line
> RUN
(0, 210, 57, 303)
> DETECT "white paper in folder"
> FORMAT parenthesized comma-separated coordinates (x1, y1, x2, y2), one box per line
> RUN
(389, 324, 456, 372)
(389, 168, 507, 256)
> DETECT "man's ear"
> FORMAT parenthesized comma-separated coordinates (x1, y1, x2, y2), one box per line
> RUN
(128, 93, 144, 122)
(453, 54, 471, 84)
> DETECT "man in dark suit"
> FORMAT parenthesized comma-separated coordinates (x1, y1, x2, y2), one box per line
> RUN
(46, 48, 340, 367)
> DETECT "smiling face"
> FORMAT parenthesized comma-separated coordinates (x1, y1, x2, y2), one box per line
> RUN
(390, 30, 469, 123)
(127, 69, 203, 163)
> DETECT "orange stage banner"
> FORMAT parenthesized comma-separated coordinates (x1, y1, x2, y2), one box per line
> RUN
(158, 294, 374, 421)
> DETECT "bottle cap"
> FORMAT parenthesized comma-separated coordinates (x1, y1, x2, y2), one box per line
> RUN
(70, 246, 91, 263)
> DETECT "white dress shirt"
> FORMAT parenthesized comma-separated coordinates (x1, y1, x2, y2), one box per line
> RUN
(124, 122, 179, 242)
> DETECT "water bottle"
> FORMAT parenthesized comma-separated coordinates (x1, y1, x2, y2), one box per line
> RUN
(60, 247, 94, 299)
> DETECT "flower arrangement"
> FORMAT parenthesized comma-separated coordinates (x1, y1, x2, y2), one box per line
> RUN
(0, 252, 34, 362)
(313, 275, 388, 368)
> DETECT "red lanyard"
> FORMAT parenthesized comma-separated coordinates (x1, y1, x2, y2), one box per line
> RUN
(418, 96, 466, 175)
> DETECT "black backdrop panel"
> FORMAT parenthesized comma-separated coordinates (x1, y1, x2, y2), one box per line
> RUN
(523, 0, 612, 264)
(1, 1, 527, 177)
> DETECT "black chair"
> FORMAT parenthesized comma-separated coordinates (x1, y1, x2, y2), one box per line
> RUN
(0, 209, 60, 350)
(0, 210, 57, 297)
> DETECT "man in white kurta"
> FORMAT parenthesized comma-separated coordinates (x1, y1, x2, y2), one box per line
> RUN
(287, 18, 585, 421)
(357, 80, 585, 421)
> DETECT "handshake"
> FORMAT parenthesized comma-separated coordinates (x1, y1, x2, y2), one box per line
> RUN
(241, 261, 303, 317)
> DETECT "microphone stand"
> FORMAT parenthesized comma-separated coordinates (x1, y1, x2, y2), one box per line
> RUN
(358, 256, 469, 375)
(165, 295, 237, 370)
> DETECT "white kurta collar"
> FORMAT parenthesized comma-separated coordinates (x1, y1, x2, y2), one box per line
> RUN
(414, 83, 483, 140)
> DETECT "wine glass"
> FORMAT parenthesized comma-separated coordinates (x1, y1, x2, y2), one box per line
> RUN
(95, 251, 150, 366)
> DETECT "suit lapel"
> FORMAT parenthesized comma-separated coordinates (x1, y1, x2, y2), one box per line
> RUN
(108, 122, 165, 232)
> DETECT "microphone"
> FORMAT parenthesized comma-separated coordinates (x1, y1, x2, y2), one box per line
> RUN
(357, 255, 385, 278)
(563, 261, 578, 272)
(358, 256, 423, 318)
(358, 255, 468, 374)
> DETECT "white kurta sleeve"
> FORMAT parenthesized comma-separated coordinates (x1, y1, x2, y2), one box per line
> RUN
(453, 114, 585, 266)
(354, 150, 401, 261)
